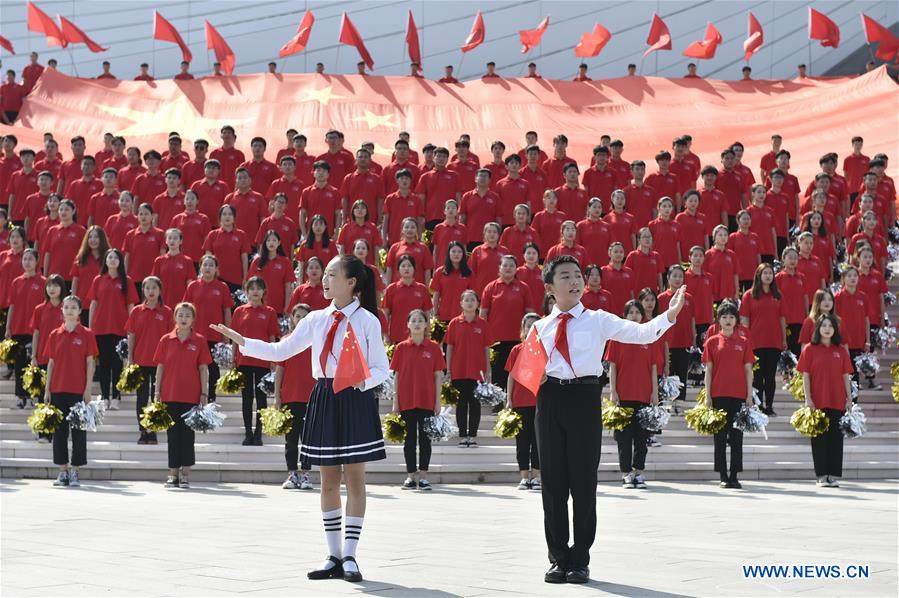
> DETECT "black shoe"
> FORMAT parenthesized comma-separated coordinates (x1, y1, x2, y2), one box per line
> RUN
(241, 435, 254, 446)
(566, 567, 590, 584)
(342, 556, 362, 582)
(253, 433, 263, 446)
(726, 475, 742, 489)
(307, 556, 343, 580)
(544, 564, 567, 584)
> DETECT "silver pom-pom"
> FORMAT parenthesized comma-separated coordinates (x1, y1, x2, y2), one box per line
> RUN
(183, 403, 227, 433)
(886, 266, 894, 282)
(657, 376, 684, 402)
(256, 372, 275, 395)
(212, 342, 234, 369)
(474, 381, 506, 408)
(777, 350, 798, 378)
(850, 380, 859, 401)
(374, 372, 396, 402)
(884, 292, 897, 307)
(687, 346, 705, 378)
(888, 245, 899, 263)
(829, 282, 842, 295)
(232, 289, 248, 307)
(838, 404, 866, 439)
(788, 225, 800, 242)
(278, 316, 290, 336)
(115, 338, 129, 361)
(66, 397, 106, 432)
(423, 407, 458, 441)
(772, 260, 783, 274)
(887, 224, 899, 245)
(875, 326, 897, 351)
(636, 404, 670, 431)
(834, 243, 846, 265)
(732, 405, 769, 439)
(853, 352, 880, 378)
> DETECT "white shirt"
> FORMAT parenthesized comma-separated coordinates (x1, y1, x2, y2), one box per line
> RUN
(535, 303, 674, 379)
(238, 298, 389, 392)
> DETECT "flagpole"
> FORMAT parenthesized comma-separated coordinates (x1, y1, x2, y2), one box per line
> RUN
(457, 53, 465, 79)
(335, 45, 341, 75)
(769, 1, 775, 79)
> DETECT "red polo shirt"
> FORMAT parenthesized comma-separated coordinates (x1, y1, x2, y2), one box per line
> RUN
(857, 269, 887, 325)
(210, 147, 247, 189)
(340, 170, 383, 217)
(66, 177, 102, 220)
(834, 289, 869, 350)
(519, 165, 549, 212)
(545, 243, 589, 269)
(484, 162, 508, 190)
(505, 343, 536, 408)
(391, 338, 446, 412)
(431, 221, 467, 263)
(287, 282, 328, 312)
(314, 150, 355, 188)
(85, 273, 139, 335)
(382, 280, 433, 343)
(6, 168, 39, 221)
(58, 158, 85, 195)
(648, 218, 681, 267)
(279, 348, 314, 404)
(224, 189, 268, 242)
(383, 191, 423, 245)
(716, 169, 745, 215)
(516, 265, 543, 304)
(416, 168, 461, 222)
(842, 154, 869, 192)
(125, 303, 175, 366)
(532, 209, 568, 255)
(240, 158, 279, 195)
(704, 247, 738, 300)
(102, 213, 136, 250)
(183, 279, 233, 343)
(763, 191, 790, 238)
(482, 278, 534, 342)
(746, 205, 776, 256)
(848, 232, 888, 267)
(582, 166, 618, 212)
(659, 289, 695, 348)
(151, 190, 186, 230)
(131, 172, 166, 205)
(266, 176, 305, 218)
(70, 255, 100, 290)
(603, 211, 638, 252)
(702, 332, 755, 398)
(231, 303, 280, 367)
(796, 254, 826, 301)
(123, 226, 166, 282)
(727, 231, 761, 280)
(739, 290, 785, 350)
(169, 211, 212, 262)
(554, 184, 590, 220)
(447, 158, 480, 193)
(460, 188, 499, 243)
(575, 218, 612, 267)
(47, 324, 99, 394)
(150, 253, 196, 309)
(6, 274, 46, 335)
(202, 228, 250, 285)
(29, 300, 63, 365)
(429, 266, 474, 321)
(44, 223, 87, 280)
(337, 221, 382, 264)
(153, 331, 213, 403)
(542, 157, 577, 188)
(382, 161, 420, 196)
(774, 271, 808, 324)
(190, 178, 231, 222)
(296, 240, 338, 274)
(385, 240, 433, 284)
(256, 214, 298, 257)
(86, 190, 119, 228)
(797, 343, 853, 410)
(624, 249, 664, 293)
(445, 315, 490, 380)
(624, 182, 657, 227)
(600, 265, 635, 317)
(607, 157, 632, 188)
(118, 165, 147, 192)
(248, 255, 296, 314)
(500, 225, 539, 263)
(582, 287, 614, 312)
(299, 183, 340, 229)
(469, 243, 509, 295)
(24, 191, 52, 225)
(607, 340, 659, 403)
(495, 176, 530, 223)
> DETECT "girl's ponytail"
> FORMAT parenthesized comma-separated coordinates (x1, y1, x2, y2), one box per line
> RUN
(340, 255, 378, 317)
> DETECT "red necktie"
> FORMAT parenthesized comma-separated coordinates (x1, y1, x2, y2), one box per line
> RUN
(320, 311, 345, 374)
(554, 312, 575, 374)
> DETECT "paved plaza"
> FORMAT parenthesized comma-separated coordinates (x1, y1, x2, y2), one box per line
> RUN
(1, 478, 896, 597)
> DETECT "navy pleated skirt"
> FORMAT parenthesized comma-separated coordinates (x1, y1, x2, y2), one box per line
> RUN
(300, 378, 386, 466)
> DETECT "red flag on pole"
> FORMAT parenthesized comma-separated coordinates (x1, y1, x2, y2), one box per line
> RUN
(461, 11, 485, 53)
(279, 10, 314, 58)
(861, 14, 899, 62)
(643, 13, 672, 58)
(682, 22, 722, 59)
(205, 21, 236, 75)
(27, 2, 66, 48)
(520, 16, 549, 54)
(743, 11, 764, 61)
(574, 24, 612, 58)
(59, 16, 107, 53)
(332, 323, 371, 394)
(0, 36, 14, 54)
(809, 8, 840, 48)
(510, 326, 548, 398)
(154, 11, 192, 63)
(406, 11, 422, 65)
(339, 12, 374, 70)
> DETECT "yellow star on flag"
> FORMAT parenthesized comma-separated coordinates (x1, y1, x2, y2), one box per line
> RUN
(301, 85, 346, 106)
(96, 95, 252, 140)
(352, 110, 397, 129)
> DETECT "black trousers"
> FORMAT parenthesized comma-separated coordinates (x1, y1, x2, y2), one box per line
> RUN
(285, 402, 311, 471)
(776, 237, 788, 259)
(614, 400, 650, 472)
(165, 402, 196, 468)
(491, 340, 517, 391)
(51, 393, 87, 467)
(401, 408, 433, 473)
(848, 348, 863, 390)
(668, 347, 689, 402)
(739, 280, 753, 293)
(811, 408, 844, 477)
(786, 323, 802, 358)
(535, 380, 603, 569)
(514, 406, 539, 471)
(453, 379, 480, 437)
(11, 334, 31, 400)
(753, 348, 780, 409)
(135, 365, 156, 434)
(96, 334, 124, 401)
(238, 365, 269, 437)
(727, 215, 738, 233)
(760, 254, 775, 265)
(712, 396, 744, 475)
(206, 341, 221, 402)
(695, 323, 710, 347)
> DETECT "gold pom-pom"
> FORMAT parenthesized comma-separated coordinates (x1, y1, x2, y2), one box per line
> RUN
(785, 371, 804, 402)
(0, 338, 20, 365)
(684, 403, 728, 435)
(494, 408, 523, 438)
(115, 364, 145, 393)
(216, 369, 246, 394)
(440, 382, 459, 406)
(696, 387, 707, 404)
(891, 362, 899, 383)
(259, 406, 293, 436)
(892, 384, 899, 403)
(139, 402, 174, 432)
(422, 228, 433, 247)
(430, 319, 447, 343)
(752, 360, 760, 373)
(790, 406, 829, 437)
(22, 365, 46, 399)
(378, 248, 388, 271)
(489, 344, 498, 365)
(601, 398, 634, 431)
(385, 343, 396, 361)
(382, 412, 407, 443)
(27, 402, 64, 434)
(0, 309, 7, 332)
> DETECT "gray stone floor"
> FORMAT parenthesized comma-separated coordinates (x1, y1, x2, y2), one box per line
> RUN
(1, 478, 896, 597)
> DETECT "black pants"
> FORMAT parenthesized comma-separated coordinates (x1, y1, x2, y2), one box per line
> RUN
(848, 348, 863, 391)
(614, 400, 650, 472)
(753, 348, 780, 409)
(712, 396, 743, 475)
(535, 380, 603, 569)
(239, 365, 269, 438)
(206, 341, 220, 402)
(401, 408, 433, 473)
(811, 408, 844, 477)
(776, 237, 788, 259)
(135, 365, 156, 434)
(514, 406, 539, 471)
(668, 347, 689, 402)
(51, 393, 87, 466)
(466, 241, 480, 253)
(224, 280, 242, 294)
(96, 334, 124, 401)
(491, 340, 517, 391)
(739, 280, 752, 293)
(760, 254, 775, 266)
(11, 334, 31, 400)
(453, 379, 480, 437)
(285, 402, 310, 471)
(786, 323, 802, 358)
(695, 323, 710, 347)
(727, 215, 737, 233)
(165, 402, 196, 468)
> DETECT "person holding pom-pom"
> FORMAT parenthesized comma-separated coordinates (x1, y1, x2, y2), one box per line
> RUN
(29, 274, 65, 441)
(797, 314, 853, 488)
(125, 276, 173, 445)
(445, 289, 491, 447)
(212, 255, 389, 583)
(505, 312, 542, 490)
(44, 296, 98, 487)
(153, 302, 211, 489)
(183, 255, 233, 403)
(702, 300, 754, 489)
(5, 248, 45, 408)
(740, 263, 787, 416)
(389, 309, 444, 490)
(274, 303, 316, 491)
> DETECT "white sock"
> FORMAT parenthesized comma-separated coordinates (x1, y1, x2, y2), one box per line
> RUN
(321, 508, 342, 569)
(343, 516, 364, 572)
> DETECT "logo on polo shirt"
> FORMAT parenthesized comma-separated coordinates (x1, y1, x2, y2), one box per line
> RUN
(473, 327, 483, 334)
(422, 351, 432, 358)
(273, 263, 283, 270)
(187, 343, 198, 351)
(175, 262, 185, 269)
(256, 312, 267, 320)
(211, 289, 221, 296)
(831, 350, 840, 358)
(155, 313, 165, 321)
(72, 337, 83, 346)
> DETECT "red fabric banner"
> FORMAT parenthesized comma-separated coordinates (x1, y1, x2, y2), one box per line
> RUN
(339, 12, 374, 70)
(205, 21, 236, 75)
(279, 10, 315, 58)
(59, 15, 107, 53)
(809, 8, 840, 48)
(461, 11, 485, 53)
(520, 16, 549, 54)
(0, 36, 14, 54)
(644, 13, 672, 58)
(154, 11, 192, 64)
(683, 22, 722, 60)
(575, 24, 611, 58)
(406, 11, 422, 65)
(27, 2, 66, 48)
(861, 14, 899, 62)
(743, 11, 764, 61)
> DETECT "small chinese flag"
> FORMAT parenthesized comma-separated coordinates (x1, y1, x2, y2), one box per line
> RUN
(333, 323, 371, 393)
(861, 14, 899, 62)
(743, 11, 764, 61)
(809, 8, 840, 49)
(0, 36, 14, 54)
(511, 326, 548, 397)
